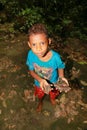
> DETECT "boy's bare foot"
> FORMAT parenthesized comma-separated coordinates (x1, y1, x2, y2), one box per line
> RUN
(50, 99, 57, 105)
(36, 102, 43, 112)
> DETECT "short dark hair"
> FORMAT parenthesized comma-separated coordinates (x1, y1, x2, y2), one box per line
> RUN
(28, 23, 48, 38)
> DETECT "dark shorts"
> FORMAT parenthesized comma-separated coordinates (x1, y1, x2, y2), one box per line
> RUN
(34, 86, 60, 99)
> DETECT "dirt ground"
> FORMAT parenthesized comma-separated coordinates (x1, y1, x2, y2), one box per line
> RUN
(0, 23, 87, 130)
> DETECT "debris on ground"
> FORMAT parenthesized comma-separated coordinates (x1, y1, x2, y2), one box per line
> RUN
(54, 89, 87, 123)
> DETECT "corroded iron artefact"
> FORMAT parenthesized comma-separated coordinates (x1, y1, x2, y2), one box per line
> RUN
(43, 78, 71, 94)
(55, 78, 71, 93)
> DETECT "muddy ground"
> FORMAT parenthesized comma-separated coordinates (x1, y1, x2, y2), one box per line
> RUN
(0, 23, 87, 130)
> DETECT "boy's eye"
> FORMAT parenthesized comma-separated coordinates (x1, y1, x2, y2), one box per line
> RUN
(32, 43, 36, 46)
(40, 42, 45, 45)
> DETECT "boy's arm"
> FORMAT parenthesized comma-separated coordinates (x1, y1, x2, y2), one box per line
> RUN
(58, 69, 69, 86)
(29, 70, 49, 89)
(58, 69, 64, 78)
(29, 70, 42, 83)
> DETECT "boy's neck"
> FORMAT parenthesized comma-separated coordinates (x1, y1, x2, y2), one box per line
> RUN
(39, 50, 52, 62)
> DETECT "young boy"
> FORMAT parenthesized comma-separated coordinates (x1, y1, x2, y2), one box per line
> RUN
(26, 23, 68, 112)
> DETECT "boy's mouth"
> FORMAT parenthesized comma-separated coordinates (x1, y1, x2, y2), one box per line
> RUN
(36, 51, 44, 56)
(37, 53, 43, 56)
(36, 50, 49, 57)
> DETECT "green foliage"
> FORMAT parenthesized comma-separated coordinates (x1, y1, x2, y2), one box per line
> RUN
(0, 0, 87, 41)
(62, 19, 72, 26)
(0, 0, 7, 5)
(14, 7, 45, 32)
(70, 26, 87, 42)
(5, 1, 20, 22)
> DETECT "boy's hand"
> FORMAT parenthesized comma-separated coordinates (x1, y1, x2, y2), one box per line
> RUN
(40, 79, 49, 91)
(54, 77, 70, 93)
(61, 77, 69, 86)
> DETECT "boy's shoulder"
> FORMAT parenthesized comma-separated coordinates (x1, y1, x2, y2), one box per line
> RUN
(51, 50, 60, 57)
(28, 50, 34, 56)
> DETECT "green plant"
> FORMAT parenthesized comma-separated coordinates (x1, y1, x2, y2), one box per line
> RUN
(14, 7, 45, 32)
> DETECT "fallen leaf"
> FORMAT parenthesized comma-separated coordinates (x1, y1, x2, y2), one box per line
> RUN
(2, 100, 7, 108)
(0, 109, 2, 114)
(80, 80, 87, 86)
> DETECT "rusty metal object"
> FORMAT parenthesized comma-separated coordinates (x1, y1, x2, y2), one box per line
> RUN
(43, 78, 71, 94)
(55, 78, 71, 93)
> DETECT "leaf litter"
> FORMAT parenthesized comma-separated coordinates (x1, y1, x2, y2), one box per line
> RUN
(54, 89, 87, 124)
(0, 26, 87, 129)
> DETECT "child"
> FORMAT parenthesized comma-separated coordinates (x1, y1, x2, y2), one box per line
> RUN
(26, 23, 69, 112)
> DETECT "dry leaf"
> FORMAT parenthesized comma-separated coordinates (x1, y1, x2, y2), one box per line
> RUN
(2, 100, 7, 108)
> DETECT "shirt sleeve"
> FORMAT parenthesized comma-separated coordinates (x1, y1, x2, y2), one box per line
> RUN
(26, 50, 34, 70)
(56, 53, 65, 69)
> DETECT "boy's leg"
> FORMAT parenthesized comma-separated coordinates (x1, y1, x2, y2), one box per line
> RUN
(36, 95, 45, 112)
(49, 89, 60, 105)
(34, 86, 45, 112)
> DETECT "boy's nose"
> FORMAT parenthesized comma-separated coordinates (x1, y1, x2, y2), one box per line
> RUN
(37, 44, 42, 50)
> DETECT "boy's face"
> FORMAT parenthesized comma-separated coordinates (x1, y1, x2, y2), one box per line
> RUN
(28, 33, 51, 58)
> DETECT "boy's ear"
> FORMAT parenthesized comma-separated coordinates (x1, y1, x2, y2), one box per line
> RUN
(49, 38, 51, 45)
(28, 42, 31, 48)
